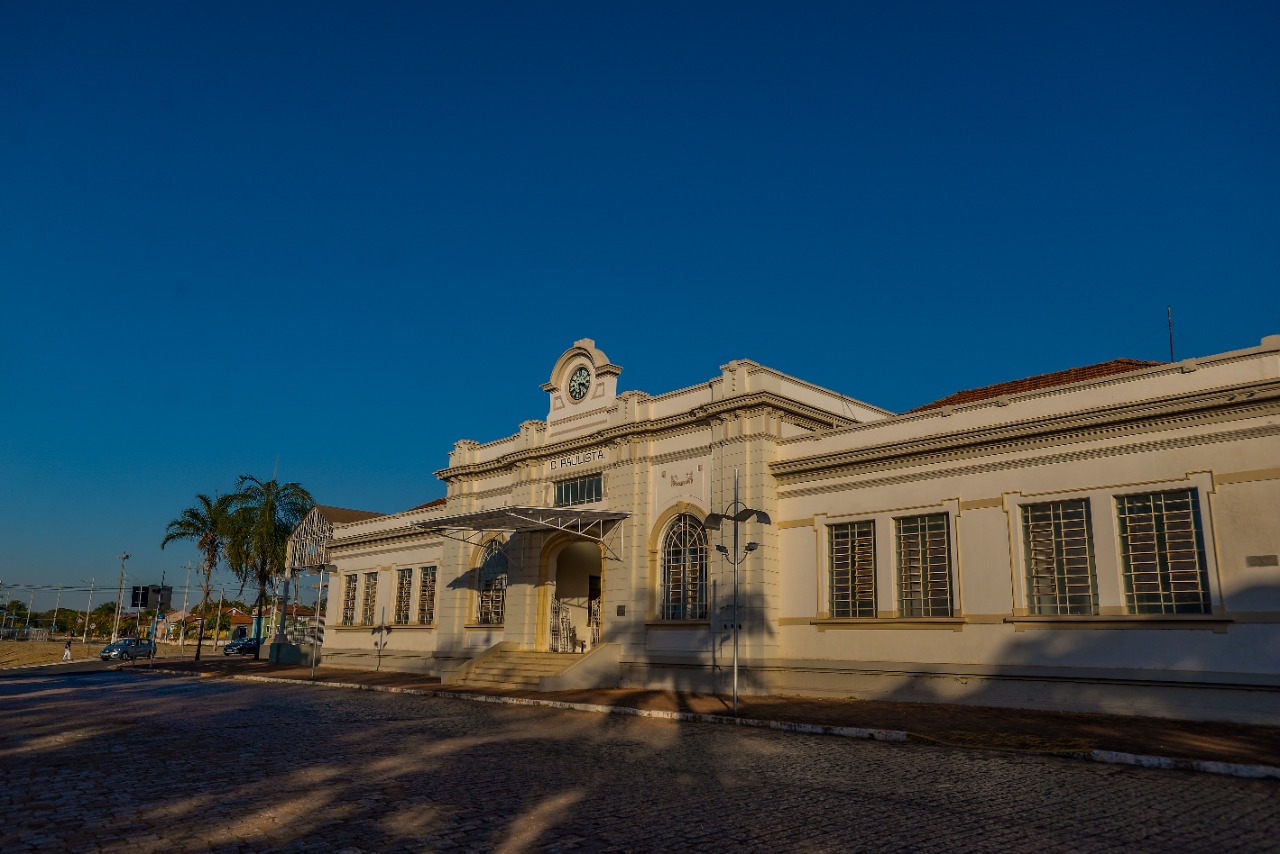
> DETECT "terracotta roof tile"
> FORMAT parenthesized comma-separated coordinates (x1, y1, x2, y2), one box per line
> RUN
(315, 504, 386, 524)
(406, 497, 447, 513)
(909, 358, 1164, 413)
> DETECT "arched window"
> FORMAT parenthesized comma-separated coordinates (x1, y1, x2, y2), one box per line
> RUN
(476, 539, 508, 625)
(662, 514, 708, 620)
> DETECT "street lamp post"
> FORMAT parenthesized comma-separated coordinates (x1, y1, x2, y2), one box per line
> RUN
(111, 551, 130, 642)
(704, 468, 771, 717)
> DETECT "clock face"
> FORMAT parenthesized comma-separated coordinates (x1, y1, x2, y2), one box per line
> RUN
(568, 366, 591, 401)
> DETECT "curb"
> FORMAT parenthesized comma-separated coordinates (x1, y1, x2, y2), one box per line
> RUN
(1085, 749, 1280, 780)
(0, 659, 106, 671)
(137, 668, 1280, 781)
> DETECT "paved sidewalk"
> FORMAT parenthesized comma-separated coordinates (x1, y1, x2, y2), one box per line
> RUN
(133, 657, 1280, 771)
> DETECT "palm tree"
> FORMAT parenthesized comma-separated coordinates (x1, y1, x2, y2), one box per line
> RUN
(227, 474, 313, 660)
(161, 493, 234, 662)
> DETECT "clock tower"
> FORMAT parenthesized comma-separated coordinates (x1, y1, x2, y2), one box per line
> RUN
(542, 338, 622, 427)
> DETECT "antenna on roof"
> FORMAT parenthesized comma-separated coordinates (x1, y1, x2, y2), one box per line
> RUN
(1167, 306, 1175, 362)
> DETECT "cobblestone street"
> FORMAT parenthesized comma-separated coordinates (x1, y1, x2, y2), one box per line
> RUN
(1, 670, 1277, 853)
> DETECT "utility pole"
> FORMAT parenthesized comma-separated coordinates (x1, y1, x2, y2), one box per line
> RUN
(24, 591, 34, 630)
(52, 584, 62, 634)
(213, 588, 225, 649)
(179, 560, 193, 652)
(111, 551, 130, 642)
(147, 570, 165, 666)
(81, 578, 95, 644)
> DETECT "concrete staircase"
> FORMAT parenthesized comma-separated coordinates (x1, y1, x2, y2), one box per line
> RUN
(452, 649, 585, 691)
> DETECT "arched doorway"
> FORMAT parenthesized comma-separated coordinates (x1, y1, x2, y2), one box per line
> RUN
(547, 540, 603, 652)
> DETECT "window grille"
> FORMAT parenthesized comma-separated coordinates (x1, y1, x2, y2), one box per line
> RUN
(394, 568, 412, 625)
(1116, 490, 1210, 614)
(896, 514, 952, 617)
(555, 474, 603, 507)
(661, 514, 708, 620)
(361, 571, 378, 626)
(417, 566, 436, 625)
(476, 541, 507, 625)
(830, 521, 876, 618)
(341, 575, 357, 626)
(1022, 499, 1097, 615)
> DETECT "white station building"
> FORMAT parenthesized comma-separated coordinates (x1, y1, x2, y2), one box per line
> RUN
(288, 336, 1280, 724)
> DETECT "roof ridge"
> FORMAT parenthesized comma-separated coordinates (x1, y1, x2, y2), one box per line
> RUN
(909, 358, 1166, 413)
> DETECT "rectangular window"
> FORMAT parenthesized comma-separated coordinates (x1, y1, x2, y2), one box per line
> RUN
(896, 514, 952, 617)
(555, 474, 603, 507)
(417, 566, 436, 625)
(1022, 499, 1098, 615)
(829, 521, 876, 618)
(1116, 489, 1210, 614)
(394, 568, 412, 625)
(361, 571, 378, 626)
(341, 575, 357, 626)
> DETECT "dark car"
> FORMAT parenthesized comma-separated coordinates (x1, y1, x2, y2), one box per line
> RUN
(223, 636, 264, 656)
(99, 638, 156, 662)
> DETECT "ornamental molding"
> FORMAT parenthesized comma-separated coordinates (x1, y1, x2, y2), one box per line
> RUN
(648, 446, 713, 468)
(331, 527, 444, 552)
(772, 381, 1280, 482)
(435, 391, 853, 481)
(776, 422, 1280, 500)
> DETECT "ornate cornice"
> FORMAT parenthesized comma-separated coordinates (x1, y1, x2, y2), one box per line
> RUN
(772, 380, 1280, 483)
(435, 391, 855, 482)
(330, 526, 440, 550)
(776, 423, 1280, 499)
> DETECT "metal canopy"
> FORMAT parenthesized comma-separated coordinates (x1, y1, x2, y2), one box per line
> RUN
(412, 506, 629, 561)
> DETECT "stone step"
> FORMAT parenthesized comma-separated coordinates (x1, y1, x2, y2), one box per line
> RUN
(456, 674, 543, 688)
(467, 671, 563, 682)
(470, 668, 564, 678)
(472, 657, 570, 670)
(455, 649, 587, 689)
(459, 676, 542, 688)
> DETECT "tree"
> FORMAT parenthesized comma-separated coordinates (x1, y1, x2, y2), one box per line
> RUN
(226, 475, 313, 660)
(2, 599, 29, 632)
(80, 602, 118, 640)
(162, 493, 234, 661)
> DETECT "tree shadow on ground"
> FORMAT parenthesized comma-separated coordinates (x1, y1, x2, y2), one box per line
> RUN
(3, 660, 1279, 854)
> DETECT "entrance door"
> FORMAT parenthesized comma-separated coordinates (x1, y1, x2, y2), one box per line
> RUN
(548, 541, 602, 652)
(588, 574, 601, 647)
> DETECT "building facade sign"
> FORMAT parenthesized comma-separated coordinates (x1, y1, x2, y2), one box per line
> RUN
(548, 448, 606, 473)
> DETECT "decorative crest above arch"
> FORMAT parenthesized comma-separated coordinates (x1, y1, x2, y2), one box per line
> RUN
(541, 338, 623, 422)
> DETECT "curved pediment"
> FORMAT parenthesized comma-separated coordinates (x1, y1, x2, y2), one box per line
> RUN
(541, 338, 622, 424)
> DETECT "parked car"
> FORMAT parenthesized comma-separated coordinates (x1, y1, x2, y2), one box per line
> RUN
(223, 636, 264, 656)
(99, 638, 156, 662)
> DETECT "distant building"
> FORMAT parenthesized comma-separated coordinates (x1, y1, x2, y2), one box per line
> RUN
(292, 337, 1280, 724)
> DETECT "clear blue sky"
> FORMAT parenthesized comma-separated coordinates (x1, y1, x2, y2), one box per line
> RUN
(2, 2, 1277, 611)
